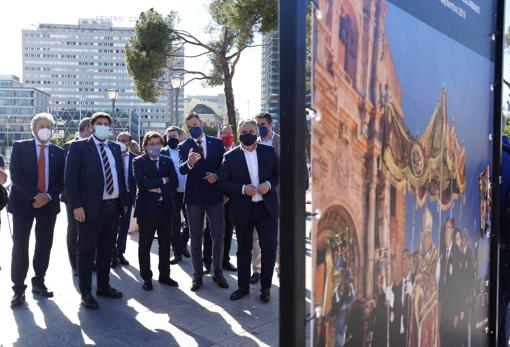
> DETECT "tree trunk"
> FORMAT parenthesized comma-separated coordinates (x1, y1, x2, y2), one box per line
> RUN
(223, 65, 237, 139)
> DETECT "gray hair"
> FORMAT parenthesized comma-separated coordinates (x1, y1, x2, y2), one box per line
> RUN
(238, 119, 257, 129)
(31, 113, 55, 130)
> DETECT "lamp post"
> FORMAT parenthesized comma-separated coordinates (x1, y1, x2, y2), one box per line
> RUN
(107, 88, 119, 135)
(170, 76, 184, 126)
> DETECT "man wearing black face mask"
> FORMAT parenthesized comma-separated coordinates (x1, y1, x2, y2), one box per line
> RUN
(220, 119, 279, 303)
(162, 126, 190, 264)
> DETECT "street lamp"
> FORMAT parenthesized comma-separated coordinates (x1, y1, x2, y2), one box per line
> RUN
(170, 76, 184, 126)
(107, 88, 119, 115)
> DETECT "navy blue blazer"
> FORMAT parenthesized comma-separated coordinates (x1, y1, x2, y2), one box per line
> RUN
(219, 144, 279, 225)
(64, 137, 129, 221)
(133, 154, 178, 219)
(123, 151, 137, 206)
(178, 135, 225, 205)
(61, 137, 79, 203)
(8, 139, 65, 216)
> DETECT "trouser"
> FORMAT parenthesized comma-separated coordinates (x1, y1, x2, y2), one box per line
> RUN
(235, 202, 278, 290)
(171, 192, 189, 256)
(186, 202, 224, 280)
(204, 201, 234, 267)
(252, 225, 280, 273)
(77, 199, 120, 295)
(11, 207, 57, 294)
(114, 204, 132, 257)
(65, 201, 78, 270)
(138, 204, 171, 281)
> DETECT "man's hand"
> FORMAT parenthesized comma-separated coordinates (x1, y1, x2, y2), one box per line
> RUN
(148, 188, 161, 193)
(74, 207, 86, 222)
(257, 182, 271, 195)
(203, 172, 218, 184)
(188, 148, 202, 167)
(243, 184, 258, 197)
(33, 193, 50, 208)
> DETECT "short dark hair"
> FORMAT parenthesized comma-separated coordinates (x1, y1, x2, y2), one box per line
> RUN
(117, 132, 132, 141)
(185, 112, 200, 122)
(239, 119, 257, 129)
(255, 112, 272, 124)
(78, 117, 91, 132)
(142, 131, 164, 148)
(90, 112, 112, 125)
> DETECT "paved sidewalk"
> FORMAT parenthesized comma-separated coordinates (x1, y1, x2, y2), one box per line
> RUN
(0, 204, 287, 347)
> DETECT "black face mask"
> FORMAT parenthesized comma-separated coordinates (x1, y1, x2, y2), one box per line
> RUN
(239, 133, 257, 146)
(168, 137, 180, 149)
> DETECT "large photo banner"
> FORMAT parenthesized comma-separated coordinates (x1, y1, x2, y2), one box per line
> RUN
(311, 0, 496, 346)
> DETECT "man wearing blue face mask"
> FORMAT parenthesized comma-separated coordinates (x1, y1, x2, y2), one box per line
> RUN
(178, 112, 228, 292)
(9, 113, 65, 308)
(65, 112, 129, 309)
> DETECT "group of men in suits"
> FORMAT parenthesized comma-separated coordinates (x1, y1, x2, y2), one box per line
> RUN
(7, 110, 280, 309)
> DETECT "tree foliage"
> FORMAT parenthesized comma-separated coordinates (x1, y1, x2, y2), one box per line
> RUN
(126, 1, 277, 137)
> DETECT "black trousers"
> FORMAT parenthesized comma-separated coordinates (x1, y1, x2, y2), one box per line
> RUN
(11, 207, 57, 294)
(65, 201, 78, 270)
(171, 192, 189, 256)
(204, 201, 234, 267)
(114, 204, 132, 257)
(138, 204, 171, 281)
(235, 202, 277, 290)
(77, 199, 120, 295)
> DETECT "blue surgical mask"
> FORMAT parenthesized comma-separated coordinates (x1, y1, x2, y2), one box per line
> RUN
(147, 145, 161, 158)
(189, 126, 203, 139)
(258, 125, 269, 138)
(94, 125, 110, 141)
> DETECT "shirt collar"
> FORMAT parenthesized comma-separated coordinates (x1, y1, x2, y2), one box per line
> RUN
(241, 143, 257, 153)
(34, 137, 46, 147)
(194, 135, 205, 143)
(92, 136, 108, 146)
(258, 132, 274, 142)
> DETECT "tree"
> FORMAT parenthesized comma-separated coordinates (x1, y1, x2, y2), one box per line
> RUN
(126, 1, 278, 138)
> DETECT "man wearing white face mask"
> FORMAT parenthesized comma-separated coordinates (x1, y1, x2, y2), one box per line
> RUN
(9, 113, 65, 308)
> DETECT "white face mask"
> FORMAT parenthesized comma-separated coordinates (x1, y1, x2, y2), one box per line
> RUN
(118, 142, 127, 153)
(37, 128, 52, 142)
(94, 125, 110, 141)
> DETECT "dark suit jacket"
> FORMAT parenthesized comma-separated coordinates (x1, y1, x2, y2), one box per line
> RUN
(133, 154, 178, 219)
(178, 136, 225, 205)
(219, 144, 279, 225)
(64, 137, 129, 221)
(61, 137, 79, 203)
(123, 151, 137, 206)
(8, 139, 65, 216)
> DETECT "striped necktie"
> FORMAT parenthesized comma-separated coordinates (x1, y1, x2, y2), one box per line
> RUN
(99, 143, 114, 195)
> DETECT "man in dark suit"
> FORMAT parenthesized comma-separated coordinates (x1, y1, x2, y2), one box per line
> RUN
(178, 112, 228, 291)
(112, 132, 137, 267)
(62, 117, 92, 276)
(162, 126, 191, 264)
(134, 131, 179, 290)
(65, 112, 129, 309)
(220, 119, 279, 303)
(9, 113, 65, 308)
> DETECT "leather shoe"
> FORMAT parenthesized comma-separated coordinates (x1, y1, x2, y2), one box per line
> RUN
(169, 255, 182, 265)
(223, 262, 237, 272)
(260, 288, 270, 303)
(230, 289, 249, 301)
(159, 277, 179, 287)
(190, 279, 203, 292)
(32, 284, 54, 298)
(10, 293, 25, 308)
(213, 276, 229, 289)
(118, 254, 129, 265)
(143, 280, 153, 291)
(182, 248, 191, 258)
(81, 294, 99, 309)
(250, 272, 260, 285)
(96, 287, 123, 298)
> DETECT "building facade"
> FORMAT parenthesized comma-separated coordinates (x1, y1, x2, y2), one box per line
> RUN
(184, 94, 239, 127)
(260, 31, 280, 125)
(0, 75, 50, 151)
(22, 18, 184, 138)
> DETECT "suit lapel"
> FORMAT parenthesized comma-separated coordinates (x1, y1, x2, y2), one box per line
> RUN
(30, 139, 38, 182)
(256, 145, 264, 184)
(237, 147, 251, 183)
(87, 137, 103, 177)
(48, 144, 55, 184)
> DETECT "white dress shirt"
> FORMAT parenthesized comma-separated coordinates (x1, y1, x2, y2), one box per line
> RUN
(122, 152, 130, 193)
(258, 132, 274, 146)
(92, 136, 120, 199)
(34, 138, 50, 198)
(165, 146, 187, 193)
(241, 145, 263, 202)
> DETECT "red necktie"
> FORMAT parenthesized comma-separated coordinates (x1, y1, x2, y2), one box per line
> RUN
(37, 144, 46, 193)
